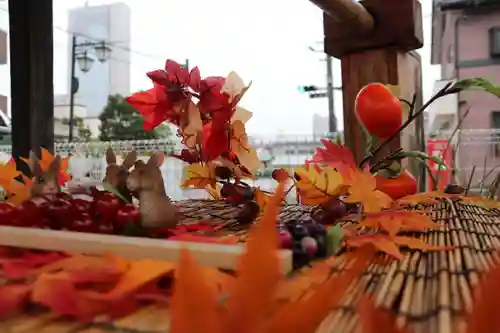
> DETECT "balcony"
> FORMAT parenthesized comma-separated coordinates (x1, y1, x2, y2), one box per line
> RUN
(426, 79, 458, 134)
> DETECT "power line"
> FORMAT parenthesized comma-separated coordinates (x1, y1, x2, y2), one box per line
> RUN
(0, 6, 167, 62)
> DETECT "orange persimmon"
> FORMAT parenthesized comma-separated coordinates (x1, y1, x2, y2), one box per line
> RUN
(355, 83, 402, 139)
(375, 170, 417, 200)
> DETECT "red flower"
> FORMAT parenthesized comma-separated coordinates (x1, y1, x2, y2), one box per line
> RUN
(125, 83, 175, 130)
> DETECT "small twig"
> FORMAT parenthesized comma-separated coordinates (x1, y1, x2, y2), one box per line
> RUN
(359, 81, 455, 168)
(369, 148, 403, 173)
(479, 155, 488, 194)
(424, 163, 438, 191)
(465, 165, 476, 196)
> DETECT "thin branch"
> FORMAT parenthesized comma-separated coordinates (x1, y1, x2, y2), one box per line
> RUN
(465, 165, 476, 196)
(479, 155, 488, 194)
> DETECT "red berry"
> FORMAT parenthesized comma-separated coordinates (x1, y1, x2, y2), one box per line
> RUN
(94, 192, 121, 220)
(71, 198, 92, 214)
(114, 204, 141, 232)
(0, 202, 17, 226)
(278, 230, 293, 249)
(301, 236, 318, 257)
(69, 213, 95, 233)
(45, 198, 73, 229)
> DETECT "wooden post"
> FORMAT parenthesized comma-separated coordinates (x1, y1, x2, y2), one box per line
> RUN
(311, 0, 424, 167)
(9, 0, 54, 172)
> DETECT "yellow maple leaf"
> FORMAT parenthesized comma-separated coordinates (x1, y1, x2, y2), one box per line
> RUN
(205, 183, 222, 200)
(254, 187, 272, 211)
(181, 101, 203, 149)
(345, 169, 392, 213)
(230, 120, 263, 172)
(180, 162, 217, 189)
(295, 164, 344, 205)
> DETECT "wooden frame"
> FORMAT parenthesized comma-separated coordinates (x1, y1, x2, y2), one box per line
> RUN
(0, 226, 293, 273)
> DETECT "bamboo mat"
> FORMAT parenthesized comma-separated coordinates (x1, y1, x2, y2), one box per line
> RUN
(1, 199, 500, 333)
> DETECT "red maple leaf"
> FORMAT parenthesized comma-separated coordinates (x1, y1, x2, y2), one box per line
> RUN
(202, 121, 229, 161)
(126, 83, 177, 130)
(147, 59, 201, 92)
(311, 138, 358, 178)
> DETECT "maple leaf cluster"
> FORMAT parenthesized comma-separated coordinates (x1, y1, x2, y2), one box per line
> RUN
(126, 60, 263, 198)
(269, 138, 457, 259)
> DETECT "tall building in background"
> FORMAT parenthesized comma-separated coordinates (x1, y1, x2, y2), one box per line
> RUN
(67, 2, 131, 118)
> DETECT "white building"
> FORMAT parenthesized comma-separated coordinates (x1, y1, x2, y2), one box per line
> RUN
(67, 2, 131, 118)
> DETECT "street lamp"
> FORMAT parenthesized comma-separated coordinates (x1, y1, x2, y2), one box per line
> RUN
(68, 35, 112, 142)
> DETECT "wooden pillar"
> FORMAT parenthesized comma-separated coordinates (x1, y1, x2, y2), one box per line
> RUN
(9, 0, 54, 172)
(320, 0, 424, 164)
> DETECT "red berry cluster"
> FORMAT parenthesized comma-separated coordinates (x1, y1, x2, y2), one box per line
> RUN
(0, 191, 141, 235)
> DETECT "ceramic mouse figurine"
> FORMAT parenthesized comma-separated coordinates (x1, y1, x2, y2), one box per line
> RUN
(29, 151, 61, 197)
(126, 152, 179, 228)
(104, 147, 137, 202)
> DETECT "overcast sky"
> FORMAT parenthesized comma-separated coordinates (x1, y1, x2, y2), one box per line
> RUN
(51, 0, 439, 136)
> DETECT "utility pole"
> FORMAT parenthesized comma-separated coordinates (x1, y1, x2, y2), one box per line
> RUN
(325, 55, 337, 133)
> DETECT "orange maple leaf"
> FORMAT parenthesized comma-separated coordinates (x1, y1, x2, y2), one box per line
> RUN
(345, 169, 393, 213)
(5, 179, 31, 206)
(261, 247, 375, 333)
(310, 137, 357, 182)
(0, 161, 20, 190)
(357, 296, 410, 333)
(360, 211, 441, 237)
(461, 195, 500, 209)
(397, 191, 456, 205)
(346, 234, 453, 260)
(465, 250, 500, 333)
(170, 250, 222, 333)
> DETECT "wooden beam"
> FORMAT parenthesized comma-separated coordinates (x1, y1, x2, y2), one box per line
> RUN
(9, 0, 54, 172)
(0, 226, 293, 273)
(309, 0, 375, 34)
(321, 0, 424, 163)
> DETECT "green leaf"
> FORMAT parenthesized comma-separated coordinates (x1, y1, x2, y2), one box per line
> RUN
(102, 182, 131, 203)
(326, 224, 344, 256)
(449, 78, 500, 98)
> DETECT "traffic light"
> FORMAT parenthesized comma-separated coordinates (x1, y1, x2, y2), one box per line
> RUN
(297, 85, 319, 93)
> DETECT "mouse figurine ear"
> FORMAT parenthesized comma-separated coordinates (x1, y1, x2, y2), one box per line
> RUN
(147, 152, 165, 168)
(122, 150, 137, 170)
(106, 147, 116, 165)
(48, 155, 61, 175)
(29, 150, 43, 177)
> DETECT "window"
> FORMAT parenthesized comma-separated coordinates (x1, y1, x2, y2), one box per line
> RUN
(489, 27, 500, 58)
(491, 111, 500, 156)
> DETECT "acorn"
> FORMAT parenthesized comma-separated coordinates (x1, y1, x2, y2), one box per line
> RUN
(215, 166, 233, 180)
(444, 184, 465, 195)
(236, 200, 261, 224)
